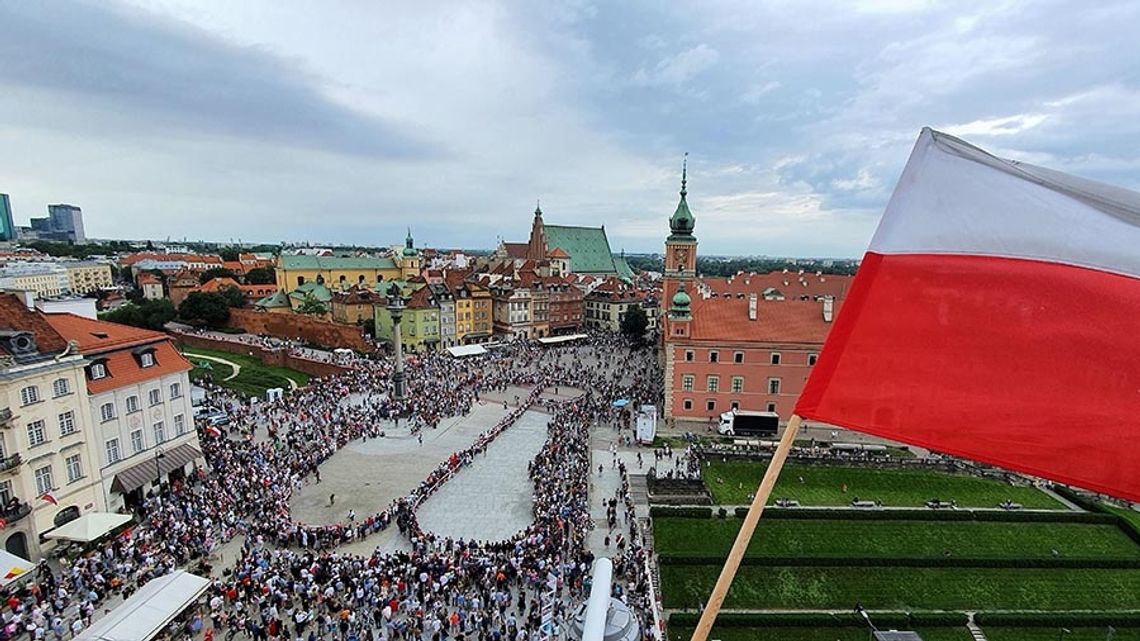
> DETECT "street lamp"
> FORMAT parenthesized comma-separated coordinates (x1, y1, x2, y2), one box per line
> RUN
(154, 447, 166, 492)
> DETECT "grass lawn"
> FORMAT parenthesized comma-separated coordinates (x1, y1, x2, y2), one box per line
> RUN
(705, 460, 1061, 509)
(985, 628, 1140, 641)
(182, 347, 311, 398)
(659, 565, 1140, 610)
(668, 627, 974, 641)
(189, 357, 234, 384)
(1103, 504, 1140, 532)
(653, 518, 1140, 560)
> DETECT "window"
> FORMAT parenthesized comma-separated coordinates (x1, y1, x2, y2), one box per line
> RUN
(681, 375, 694, 392)
(297, 276, 305, 286)
(19, 386, 40, 406)
(106, 438, 121, 464)
(126, 396, 140, 413)
(90, 363, 107, 380)
(153, 421, 166, 444)
(170, 382, 182, 399)
(768, 378, 781, 395)
(65, 454, 82, 483)
(148, 389, 162, 406)
(58, 411, 76, 436)
(140, 352, 155, 368)
(130, 429, 145, 454)
(52, 378, 70, 397)
(706, 400, 716, 412)
(734, 352, 744, 364)
(27, 420, 46, 447)
(34, 466, 53, 495)
(709, 351, 719, 363)
(767, 402, 777, 413)
(174, 414, 186, 436)
(684, 350, 694, 362)
(731, 376, 744, 393)
(771, 352, 781, 365)
(683, 399, 693, 411)
(731, 401, 740, 411)
(0, 479, 11, 505)
(808, 353, 818, 366)
(707, 376, 719, 393)
(100, 402, 115, 422)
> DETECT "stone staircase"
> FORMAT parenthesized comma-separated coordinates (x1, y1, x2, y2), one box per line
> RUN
(967, 612, 989, 641)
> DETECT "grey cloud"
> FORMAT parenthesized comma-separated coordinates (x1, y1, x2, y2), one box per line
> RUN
(0, 1, 439, 159)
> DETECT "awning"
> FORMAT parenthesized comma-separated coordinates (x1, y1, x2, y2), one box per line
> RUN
(75, 570, 210, 641)
(537, 333, 588, 345)
(45, 512, 133, 543)
(110, 443, 203, 494)
(447, 345, 487, 358)
(0, 549, 34, 587)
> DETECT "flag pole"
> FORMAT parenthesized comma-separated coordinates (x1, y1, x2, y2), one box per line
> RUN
(689, 413, 805, 641)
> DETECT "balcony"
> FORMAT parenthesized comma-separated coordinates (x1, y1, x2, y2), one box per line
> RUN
(0, 407, 13, 427)
(0, 500, 31, 525)
(0, 453, 20, 473)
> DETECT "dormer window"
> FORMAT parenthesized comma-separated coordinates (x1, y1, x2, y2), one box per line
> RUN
(133, 347, 157, 368)
(89, 361, 108, 380)
(141, 352, 155, 368)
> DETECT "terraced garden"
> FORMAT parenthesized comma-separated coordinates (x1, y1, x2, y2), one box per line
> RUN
(183, 347, 311, 397)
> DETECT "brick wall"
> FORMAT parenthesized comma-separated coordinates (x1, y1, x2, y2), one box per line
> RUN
(172, 333, 351, 379)
(227, 308, 374, 352)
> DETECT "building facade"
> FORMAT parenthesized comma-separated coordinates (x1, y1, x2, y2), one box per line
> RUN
(0, 263, 71, 298)
(0, 194, 16, 243)
(0, 295, 104, 561)
(43, 313, 203, 513)
(64, 261, 113, 294)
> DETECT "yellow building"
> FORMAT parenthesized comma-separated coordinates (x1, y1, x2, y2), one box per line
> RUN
(64, 261, 114, 294)
(446, 277, 493, 344)
(0, 264, 70, 298)
(275, 255, 402, 292)
(0, 295, 106, 561)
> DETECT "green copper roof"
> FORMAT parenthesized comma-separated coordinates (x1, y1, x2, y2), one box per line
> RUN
(280, 255, 397, 270)
(255, 290, 291, 308)
(544, 225, 619, 274)
(289, 281, 333, 302)
(669, 155, 695, 239)
(669, 281, 692, 320)
(612, 254, 635, 281)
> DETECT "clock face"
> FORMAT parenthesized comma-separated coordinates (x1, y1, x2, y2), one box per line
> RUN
(674, 248, 688, 266)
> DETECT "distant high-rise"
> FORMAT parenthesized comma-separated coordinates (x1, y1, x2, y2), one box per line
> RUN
(0, 194, 15, 242)
(47, 204, 85, 244)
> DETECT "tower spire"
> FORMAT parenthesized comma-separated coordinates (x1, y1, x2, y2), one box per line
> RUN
(681, 152, 688, 198)
(535, 199, 542, 216)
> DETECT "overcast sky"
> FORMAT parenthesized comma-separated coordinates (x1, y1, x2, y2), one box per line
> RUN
(2, 1, 1138, 256)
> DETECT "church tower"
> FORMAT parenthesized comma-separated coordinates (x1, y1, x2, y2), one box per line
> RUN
(400, 228, 421, 278)
(663, 154, 697, 307)
(525, 201, 548, 262)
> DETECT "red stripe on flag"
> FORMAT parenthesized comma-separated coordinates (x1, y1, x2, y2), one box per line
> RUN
(796, 251, 1140, 501)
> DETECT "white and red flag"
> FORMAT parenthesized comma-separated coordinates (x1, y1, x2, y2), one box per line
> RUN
(797, 127, 1140, 501)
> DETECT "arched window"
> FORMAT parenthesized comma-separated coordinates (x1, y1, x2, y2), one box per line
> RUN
(53, 505, 80, 527)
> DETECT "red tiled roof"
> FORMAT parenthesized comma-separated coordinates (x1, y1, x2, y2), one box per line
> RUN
(548, 247, 570, 259)
(43, 312, 169, 353)
(223, 261, 245, 273)
(699, 271, 853, 301)
(406, 286, 435, 309)
(688, 297, 840, 344)
(42, 313, 191, 392)
(502, 243, 528, 259)
(332, 286, 379, 305)
(137, 273, 162, 285)
(121, 252, 224, 266)
(0, 294, 69, 355)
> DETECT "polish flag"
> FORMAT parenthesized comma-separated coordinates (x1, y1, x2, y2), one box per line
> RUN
(796, 128, 1140, 501)
(40, 492, 58, 506)
(205, 424, 222, 438)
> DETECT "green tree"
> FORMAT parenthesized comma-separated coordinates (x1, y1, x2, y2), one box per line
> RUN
(199, 267, 237, 284)
(218, 284, 247, 309)
(620, 304, 649, 343)
(179, 292, 231, 327)
(100, 300, 176, 331)
(244, 267, 276, 285)
(218, 247, 240, 261)
(295, 293, 328, 316)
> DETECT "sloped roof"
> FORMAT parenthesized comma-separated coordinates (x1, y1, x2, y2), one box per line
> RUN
(332, 286, 379, 305)
(279, 255, 397, 270)
(502, 243, 529, 259)
(42, 312, 166, 353)
(548, 247, 570, 259)
(406, 286, 437, 310)
(700, 271, 853, 301)
(289, 281, 333, 302)
(612, 255, 635, 281)
(688, 297, 840, 344)
(543, 225, 617, 274)
(0, 294, 69, 355)
(255, 290, 291, 308)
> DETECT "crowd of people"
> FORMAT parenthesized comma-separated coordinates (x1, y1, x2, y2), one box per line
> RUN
(2, 332, 664, 641)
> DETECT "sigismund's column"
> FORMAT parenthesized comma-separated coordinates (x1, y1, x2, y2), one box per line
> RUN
(387, 287, 408, 401)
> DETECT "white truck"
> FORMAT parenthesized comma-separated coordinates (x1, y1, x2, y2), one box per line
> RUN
(717, 410, 779, 437)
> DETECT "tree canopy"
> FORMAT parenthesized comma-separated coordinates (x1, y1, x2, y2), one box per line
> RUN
(99, 299, 176, 331)
(620, 304, 649, 343)
(178, 292, 231, 327)
(199, 267, 237, 284)
(244, 267, 276, 285)
(295, 292, 328, 316)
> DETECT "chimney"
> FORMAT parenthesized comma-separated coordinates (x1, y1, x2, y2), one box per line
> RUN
(748, 293, 758, 321)
(822, 298, 834, 322)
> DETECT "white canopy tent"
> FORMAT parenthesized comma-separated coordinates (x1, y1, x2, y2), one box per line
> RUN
(0, 549, 34, 588)
(76, 570, 210, 641)
(447, 344, 488, 358)
(44, 512, 132, 543)
(536, 333, 587, 346)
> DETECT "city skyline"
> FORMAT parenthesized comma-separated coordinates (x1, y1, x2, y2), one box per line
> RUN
(2, 1, 1138, 256)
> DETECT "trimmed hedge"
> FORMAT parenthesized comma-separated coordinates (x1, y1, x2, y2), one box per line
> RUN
(974, 611, 1140, 626)
(650, 506, 713, 518)
(730, 506, 1118, 524)
(667, 611, 968, 628)
(656, 554, 1140, 569)
(1053, 485, 1103, 512)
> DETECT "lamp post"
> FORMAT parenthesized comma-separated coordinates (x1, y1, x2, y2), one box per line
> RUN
(386, 285, 408, 402)
(154, 447, 166, 493)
